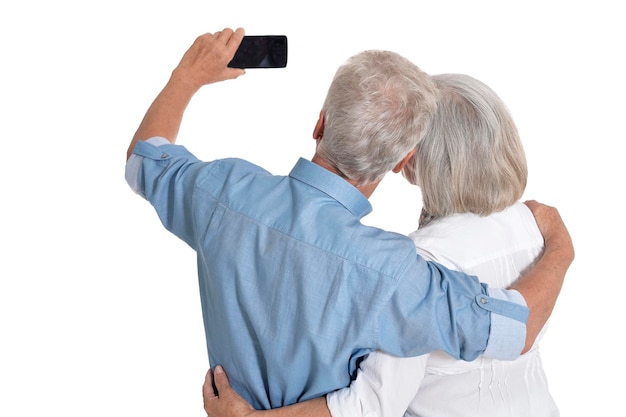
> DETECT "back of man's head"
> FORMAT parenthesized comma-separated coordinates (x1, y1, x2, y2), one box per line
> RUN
(317, 50, 438, 186)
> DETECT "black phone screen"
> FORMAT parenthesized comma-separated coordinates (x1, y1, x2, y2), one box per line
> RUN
(228, 35, 288, 69)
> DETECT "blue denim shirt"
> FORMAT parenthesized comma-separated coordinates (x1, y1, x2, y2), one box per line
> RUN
(126, 138, 528, 409)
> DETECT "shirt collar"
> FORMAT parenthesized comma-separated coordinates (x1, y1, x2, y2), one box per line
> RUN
(289, 158, 372, 219)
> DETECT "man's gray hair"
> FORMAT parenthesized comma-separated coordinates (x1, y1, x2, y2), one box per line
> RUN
(317, 50, 439, 186)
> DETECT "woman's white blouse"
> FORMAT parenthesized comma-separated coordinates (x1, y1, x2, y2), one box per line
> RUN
(327, 202, 559, 417)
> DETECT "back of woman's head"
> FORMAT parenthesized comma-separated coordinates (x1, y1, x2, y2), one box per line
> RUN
(317, 50, 439, 186)
(403, 73, 527, 217)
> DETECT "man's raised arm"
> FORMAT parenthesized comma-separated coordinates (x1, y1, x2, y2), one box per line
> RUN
(126, 28, 245, 160)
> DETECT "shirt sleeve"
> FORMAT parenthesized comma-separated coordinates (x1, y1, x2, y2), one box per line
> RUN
(125, 137, 171, 195)
(482, 288, 528, 359)
(409, 221, 530, 360)
(124, 137, 205, 248)
(327, 351, 427, 417)
(377, 256, 528, 362)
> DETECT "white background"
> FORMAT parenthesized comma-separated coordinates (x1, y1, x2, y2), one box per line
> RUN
(1, 1, 623, 416)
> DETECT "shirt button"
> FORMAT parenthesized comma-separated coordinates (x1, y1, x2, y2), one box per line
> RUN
(161, 153, 169, 159)
(480, 297, 488, 304)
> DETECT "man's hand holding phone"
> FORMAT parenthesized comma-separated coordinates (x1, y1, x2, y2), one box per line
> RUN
(172, 28, 247, 90)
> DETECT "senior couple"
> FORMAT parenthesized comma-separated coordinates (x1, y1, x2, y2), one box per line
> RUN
(126, 27, 573, 417)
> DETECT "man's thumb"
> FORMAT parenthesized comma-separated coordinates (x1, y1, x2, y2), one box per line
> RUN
(213, 365, 232, 393)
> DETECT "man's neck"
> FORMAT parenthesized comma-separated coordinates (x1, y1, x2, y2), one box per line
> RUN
(311, 154, 380, 199)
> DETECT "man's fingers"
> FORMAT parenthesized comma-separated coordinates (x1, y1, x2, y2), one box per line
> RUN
(524, 199, 539, 212)
(213, 365, 232, 393)
(203, 366, 256, 416)
(227, 27, 245, 48)
(524, 200, 554, 236)
(216, 28, 234, 42)
(524, 200, 574, 257)
(203, 365, 232, 400)
(203, 369, 217, 400)
(216, 27, 244, 46)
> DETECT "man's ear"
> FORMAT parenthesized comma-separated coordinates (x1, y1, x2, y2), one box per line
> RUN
(313, 111, 325, 141)
(392, 149, 416, 173)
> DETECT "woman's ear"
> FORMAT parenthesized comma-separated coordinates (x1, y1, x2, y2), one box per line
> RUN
(313, 111, 325, 141)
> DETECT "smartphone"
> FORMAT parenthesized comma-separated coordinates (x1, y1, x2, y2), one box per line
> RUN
(228, 35, 288, 69)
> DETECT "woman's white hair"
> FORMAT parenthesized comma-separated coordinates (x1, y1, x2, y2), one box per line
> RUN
(403, 73, 527, 217)
(317, 50, 439, 186)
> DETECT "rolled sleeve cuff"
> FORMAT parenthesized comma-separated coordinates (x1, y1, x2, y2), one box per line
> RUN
(482, 288, 528, 360)
(124, 137, 172, 195)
